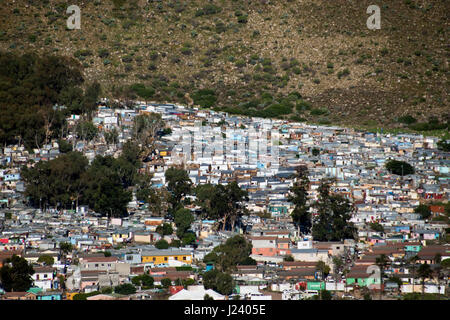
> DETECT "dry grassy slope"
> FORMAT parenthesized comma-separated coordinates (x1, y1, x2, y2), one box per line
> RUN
(0, 0, 448, 128)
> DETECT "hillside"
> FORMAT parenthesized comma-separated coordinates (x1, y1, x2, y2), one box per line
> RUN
(0, 0, 448, 130)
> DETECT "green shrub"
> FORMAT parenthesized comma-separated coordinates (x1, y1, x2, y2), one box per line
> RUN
(130, 83, 155, 99)
(337, 68, 350, 79)
(122, 55, 133, 63)
(397, 115, 417, 125)
(98, 48, 110, 58)
(192, 89, 217, 108)
(296, 100, 311, 111)
(310, 108, 329, 116)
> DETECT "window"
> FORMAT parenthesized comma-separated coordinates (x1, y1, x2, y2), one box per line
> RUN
(153, 257, 156, 261)
(36, 275, 39, 280)
(43, 274, 47, 278)
(175, 257, 178, 260)
(183, 257, 186, 261)
(164, 257, 168, 261)
(95, 264, 98, 267)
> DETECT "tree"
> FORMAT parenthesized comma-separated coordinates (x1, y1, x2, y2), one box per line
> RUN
(385, 160, 414, 176)
(21, 151, 89, 210)
(37, 255, 54, 266)
(408, 255, 419, 294)
(0, 51, 83, 150)
(182, 232, 197, 246)
(58, 139, 73, 153)
(195, 182, 248, 231)
(320, 290, 332, 300)
(202, 269, 233, 295)
(104, 128, 119, 146)
(225, 181, 249, 231)
(165, 167, 192, 210)
(312, 147, 320, 156)
(155, 239, 170, 249)
(288, 166, 311, 234)
(161, 278, 172, 288)
(114, 283, 136, 295)
(414, 204, 432, 220)
(316, 261, 331, 279)
(417, 263, 433, 297)
(369, 222, 384, 232)
(375, 254, 389, 299)
(131, 274, 154, 288)
(0, 255, 35, 292)
(76, 121, 98, 142)
(59, 242, 73, 255)
(174, 208, 194, 239)
(284, 255, 294, 262)
(332, 255, 345, 277)
(82, 81, 101, 117)
(204, 235, 253, 272)
(434, 254, 444, 299)
(81, 155, 133, 217)
(312, 179, 356, 241)
(156, 223, 173, 236)
(136, 175, 168, 216)
(437, 139, 450, 152)
(132, 113, 164, 155)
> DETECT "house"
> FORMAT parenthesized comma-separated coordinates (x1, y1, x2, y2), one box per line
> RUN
(141, 249, 193, 266)
(278, 269, 316, 281)
(411, 229, 441, 241)
(345, 271, 381, 288)
(79, 256, 119, 272)
(168, 285, 225, 300)
(32, 266, 55, 291)
(36, 291, 63, 300)
(290, 248, 330, 264)
(133, 231, 161, 244)
(250, 236, 278, 257)
(1, 292, 37, 300)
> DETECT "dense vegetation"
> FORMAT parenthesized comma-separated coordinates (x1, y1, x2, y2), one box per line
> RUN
(385, 160, 415, 176)
(289, 173, 357, 241)
(0, 255, 35, 292)
(21, 141, 141, 217)
(0, 51, 104, 150)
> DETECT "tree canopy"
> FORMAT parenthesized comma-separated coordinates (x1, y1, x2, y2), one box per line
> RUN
(0, 51, 104, 150)
(174, 208, 194, 239)
(0, 255, 35, 292)
(195, 182, 248, 231)
(202, 269, 233, 296)
(414, 204, 432, 220)
(165, 167, 192, 210)
(203, 235, 253, 272)
(385, 160, 415, 176)
(114, 283, 136, 295)
(22, 141, 142, 217)
(288, 166, 311, 234)
(311, 180, 356, 241)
